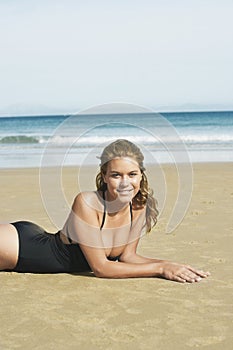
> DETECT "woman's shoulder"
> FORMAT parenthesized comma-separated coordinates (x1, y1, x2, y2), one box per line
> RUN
(71, 191, 103, 226)
(72, 191, 103, 212)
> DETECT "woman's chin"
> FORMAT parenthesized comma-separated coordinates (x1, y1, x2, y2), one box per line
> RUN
(116, 190, 134, 202)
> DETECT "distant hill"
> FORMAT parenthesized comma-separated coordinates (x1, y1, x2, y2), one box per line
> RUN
(0, 103, 76, 117)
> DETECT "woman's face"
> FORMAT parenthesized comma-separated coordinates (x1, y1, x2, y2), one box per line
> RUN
(103, 157, 142, 203)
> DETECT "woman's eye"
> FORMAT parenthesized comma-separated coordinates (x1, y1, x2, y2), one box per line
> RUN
(111, 173, 138, 178)
(112, 174, 120, 178)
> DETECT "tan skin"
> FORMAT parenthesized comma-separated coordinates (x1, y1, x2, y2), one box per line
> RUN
(0, 157, 210, 282)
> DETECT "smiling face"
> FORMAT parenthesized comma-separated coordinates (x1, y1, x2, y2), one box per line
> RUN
(103, 157, 142, 203)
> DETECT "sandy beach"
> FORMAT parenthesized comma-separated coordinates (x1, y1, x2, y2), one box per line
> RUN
(0, 163, 233, 350)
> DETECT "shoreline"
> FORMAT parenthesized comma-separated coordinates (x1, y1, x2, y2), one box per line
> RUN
(1, 160, 233, 171)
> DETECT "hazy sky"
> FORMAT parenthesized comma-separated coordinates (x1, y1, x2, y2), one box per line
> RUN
(0, 0, 232, 114)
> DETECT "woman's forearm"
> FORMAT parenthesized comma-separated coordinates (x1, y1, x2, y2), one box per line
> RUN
(94, 259, 210, 283)
(120, 253, 167, 265)
(93, 260, 163, 279)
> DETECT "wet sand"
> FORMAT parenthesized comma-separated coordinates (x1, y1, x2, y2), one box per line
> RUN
(0, 163, 233, 349)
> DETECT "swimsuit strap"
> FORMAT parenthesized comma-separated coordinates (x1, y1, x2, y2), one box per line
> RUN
(130, 201, 133, 229)
(67, 191, 133, 242)
(100, 191, 107, 230)
(67, 231, 73, 244)
(100, 191, 133, 230)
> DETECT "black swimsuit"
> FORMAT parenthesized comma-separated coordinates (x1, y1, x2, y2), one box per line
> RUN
(11, 194, 132, 273)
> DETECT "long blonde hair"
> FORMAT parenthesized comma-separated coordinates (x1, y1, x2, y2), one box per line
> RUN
(95, 139, 159, 232)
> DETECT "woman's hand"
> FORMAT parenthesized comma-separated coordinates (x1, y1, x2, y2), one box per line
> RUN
(159, 262, 210, 283)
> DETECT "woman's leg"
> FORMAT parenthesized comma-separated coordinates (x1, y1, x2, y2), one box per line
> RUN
(0, 224, 19, 270)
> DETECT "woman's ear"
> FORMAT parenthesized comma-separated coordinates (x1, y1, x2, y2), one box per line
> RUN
(102, 172, 107, 183)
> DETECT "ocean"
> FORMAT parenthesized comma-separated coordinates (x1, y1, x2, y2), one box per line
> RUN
(0, 111, 233, 168)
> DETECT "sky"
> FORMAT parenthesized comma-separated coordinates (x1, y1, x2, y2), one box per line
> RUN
(0, 0, 233, 115)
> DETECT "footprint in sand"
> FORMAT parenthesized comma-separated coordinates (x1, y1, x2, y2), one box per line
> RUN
(187, 335, 226, 347)
(208, 257, 226, 264)
(201, 199, 216, 204)
(125, 308, 142, 315)
(190, 210, 206, 216)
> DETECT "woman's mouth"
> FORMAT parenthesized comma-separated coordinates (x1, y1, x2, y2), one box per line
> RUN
(117, 189, 133, 195)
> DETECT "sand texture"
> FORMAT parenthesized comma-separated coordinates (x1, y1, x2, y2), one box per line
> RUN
(0, 163, 233, 350)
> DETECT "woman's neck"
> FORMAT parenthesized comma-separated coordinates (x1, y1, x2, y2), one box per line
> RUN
(104, 191, 131, 216)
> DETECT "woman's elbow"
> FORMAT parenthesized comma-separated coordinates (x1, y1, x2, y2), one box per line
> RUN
(91, 262, 110, 278)
(93, 267, 106, 278)
(92, 262, 119, 279)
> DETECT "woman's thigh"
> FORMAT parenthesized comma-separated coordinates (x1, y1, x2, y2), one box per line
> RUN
(0, 224, 19, 270)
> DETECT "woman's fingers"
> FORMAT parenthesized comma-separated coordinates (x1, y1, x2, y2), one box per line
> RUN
(179, 265, 210, 283)
(179, 272, 202, 283)
(174, 275, 186, 283)
(161, 262, 210, 283)
(180, 272, 196, 283)
(186, 265, 210, 278)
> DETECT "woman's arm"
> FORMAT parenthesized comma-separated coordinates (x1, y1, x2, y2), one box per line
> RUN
(69, 193, 163, 278)
(80, 243, 209, 282)
(120, 239, 166, 264)
(78, 244, 163, 279)
(119, 237, 210, 282)
(70, 193, 210, 282)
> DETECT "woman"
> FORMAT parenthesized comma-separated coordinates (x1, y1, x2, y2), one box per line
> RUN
(0, 139, 209, 282)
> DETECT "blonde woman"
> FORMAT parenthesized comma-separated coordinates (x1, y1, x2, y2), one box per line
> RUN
(0, 139, 209, 283)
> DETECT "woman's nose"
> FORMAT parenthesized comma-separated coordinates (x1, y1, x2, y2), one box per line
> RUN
(119, 176, 130, 187)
